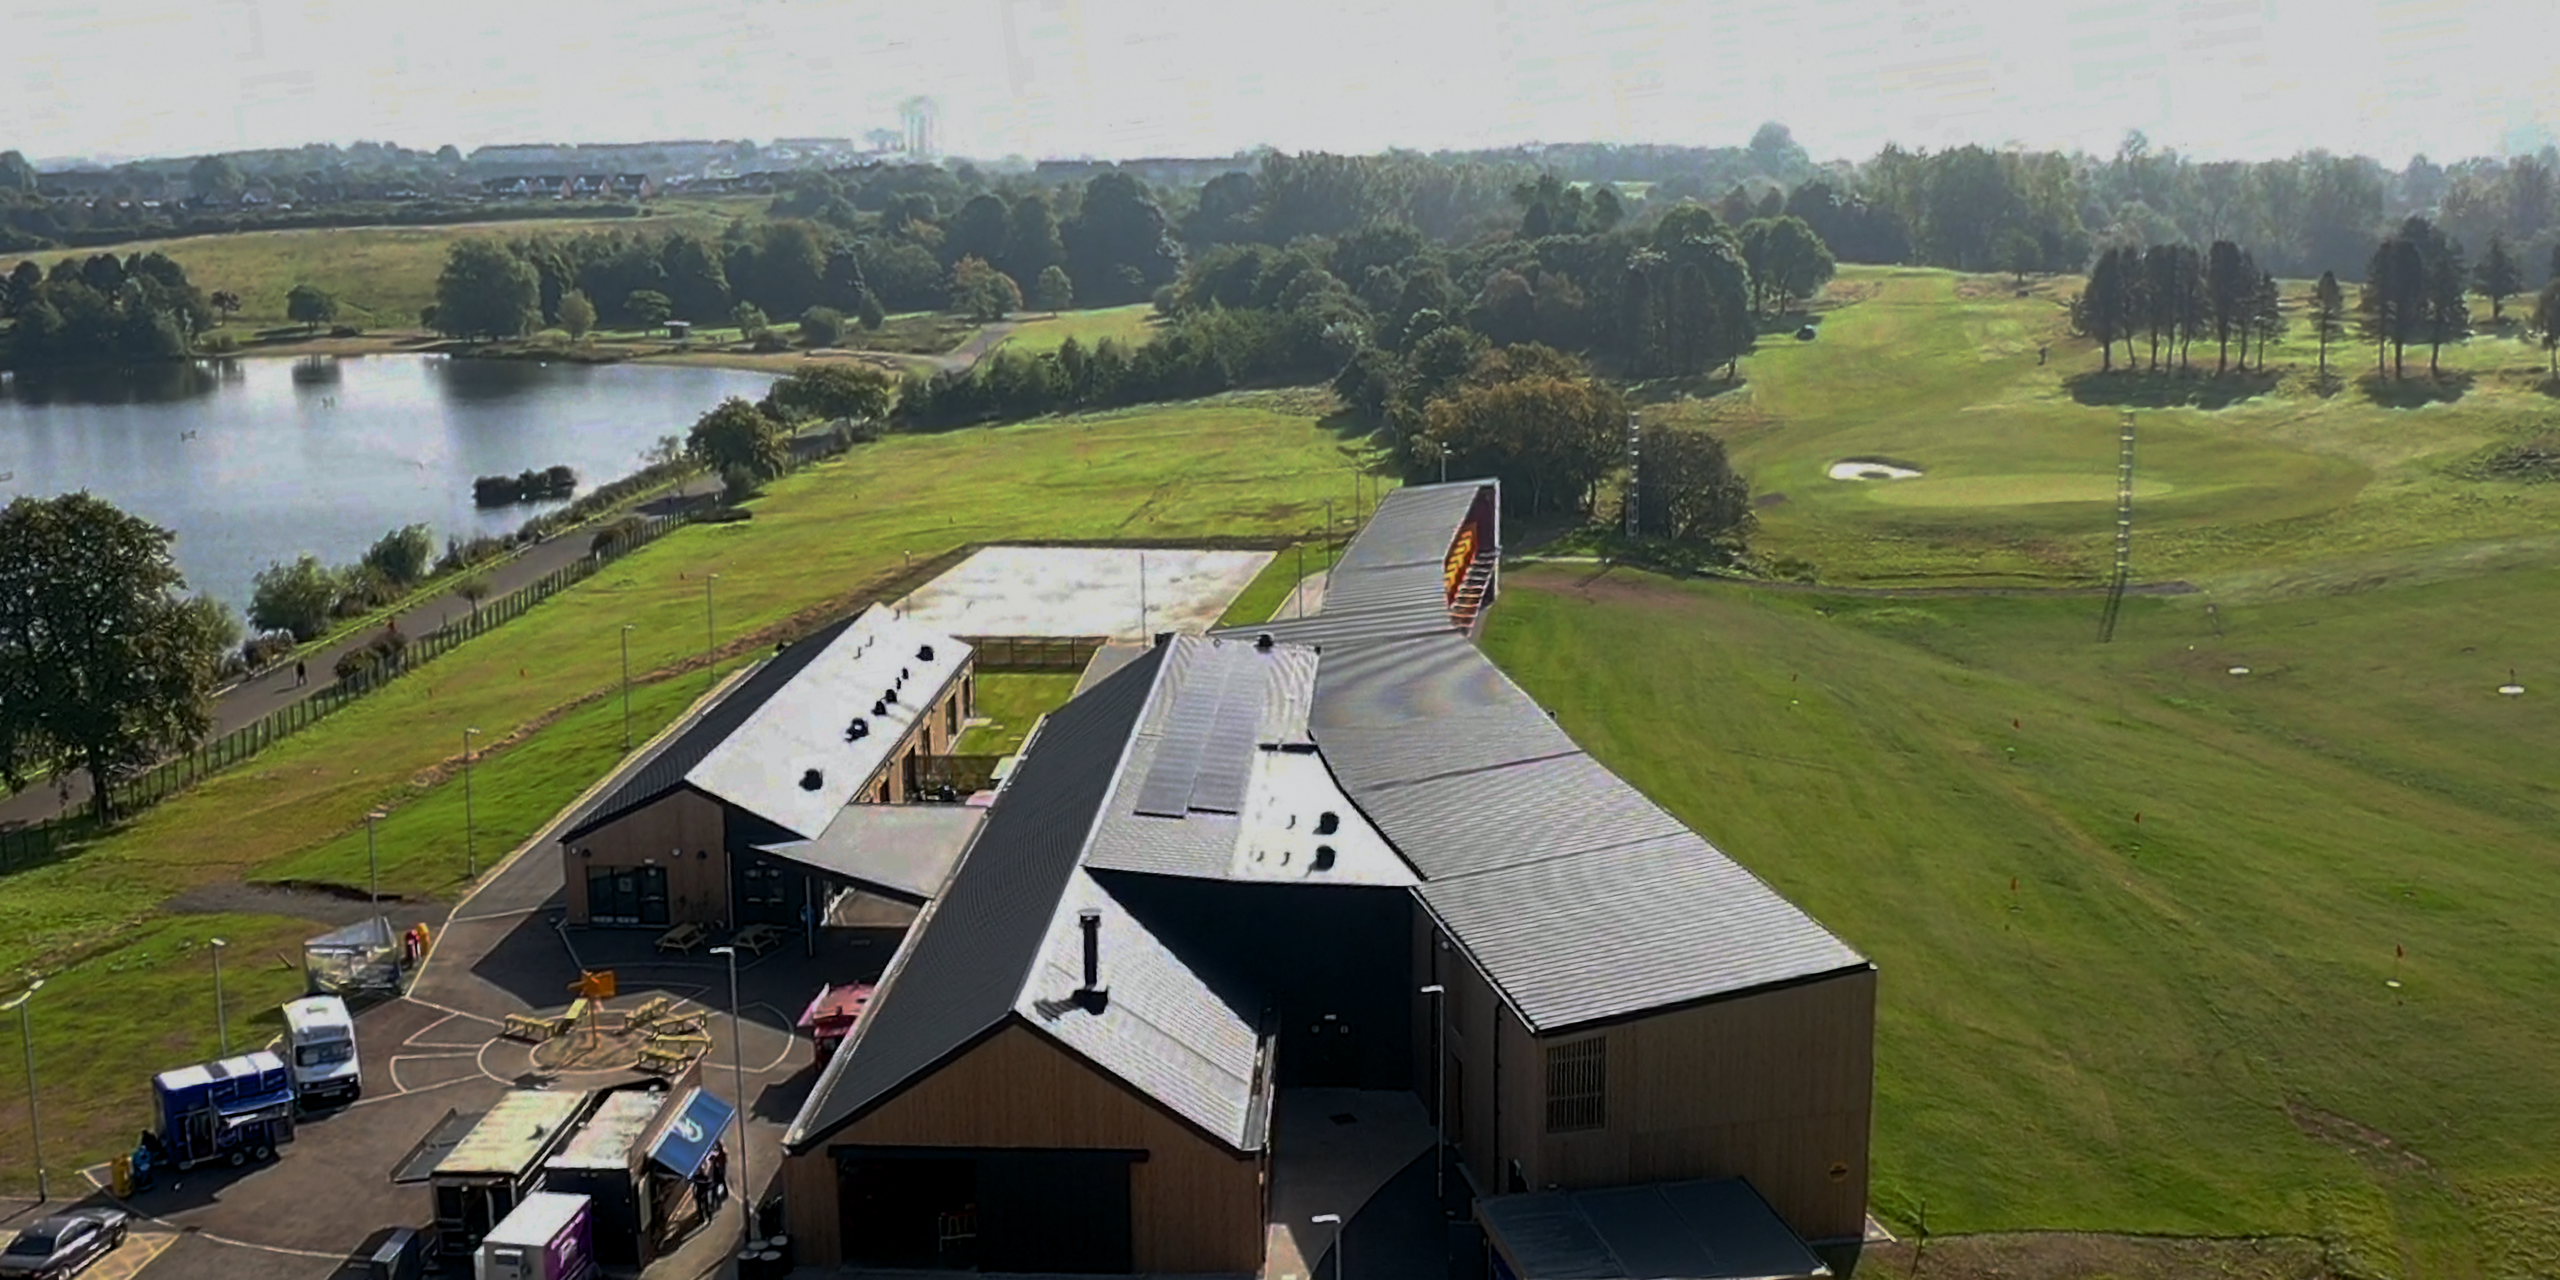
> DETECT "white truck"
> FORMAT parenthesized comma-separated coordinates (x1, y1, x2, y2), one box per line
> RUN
(282, 995, 361, 1107)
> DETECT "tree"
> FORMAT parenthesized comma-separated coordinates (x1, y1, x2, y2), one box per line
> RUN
(432, 239, 539, 342)
(360, 523, 436, 586)
(1001, 192, 1066, 286)
(760, 364, 894, 423)
(2205, 241, 2249, 373)
(686, 397, 788, 479)
(2000, 228, 2042, 284)
(1634, 424, 1754, 549)
(799, 305, 845, 347)
(943, 193, 1012, 268)
(1417, 375, 1623, 516)
(1063, 172, 1181, 305)
(2312, 270, 2346, 380)
(0, 150, 36, 195)
(1033, 265, 1074, 312)
(2534, 281, 2560, 375)
(2422, 233, 2470, 376)
(949, 255, 1022, 321)
(187, 155, 246, 202)
(626, 289, 674, 333)
(285, 283, 338, 334)
(0, 494, 227, 825)
(2474, 233, 2523, 323)
(557, 288, 596, 339)
(2248, 270, 2286, 372)
(1589, 185, 1626, 234)
(2360, 235, 2425, 378)
(731, 301, 770, 339)
(855, 287, 886, 331)
(250, 555, 341, 641)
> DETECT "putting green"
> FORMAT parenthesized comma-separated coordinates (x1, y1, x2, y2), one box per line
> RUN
(1864, 474, 2176, 507)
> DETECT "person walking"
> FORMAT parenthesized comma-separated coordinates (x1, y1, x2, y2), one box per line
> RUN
(294, 659, 307, 687)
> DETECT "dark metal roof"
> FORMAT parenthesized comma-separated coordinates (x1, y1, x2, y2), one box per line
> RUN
(1332, 482, 1485, 578)
(1478, 1179, 1830, 1280)
(784, 645, 1167, 1149)
(1214, 481, 1493, 653)
(560, 614, 861, 841)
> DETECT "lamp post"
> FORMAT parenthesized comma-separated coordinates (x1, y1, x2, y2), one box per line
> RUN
(211, 937, 231, 1057)
(463, 727, 482, 879)
(708, 945, 751, 1236)
(365, 809, 386, 920)
(1323, 499, 1335, 588)
(619, 624, 635, 750)
(5, 979, 46, 1201)
(1420, 983, 1446, 1204)
(1312, 1213, 1345, 1280)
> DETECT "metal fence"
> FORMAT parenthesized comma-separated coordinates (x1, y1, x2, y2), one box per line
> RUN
(961, 636, 1109, 673)
(0, 507, 703, 872)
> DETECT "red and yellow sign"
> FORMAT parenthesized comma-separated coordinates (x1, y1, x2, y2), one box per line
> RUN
(1444, 517, 1484, 602)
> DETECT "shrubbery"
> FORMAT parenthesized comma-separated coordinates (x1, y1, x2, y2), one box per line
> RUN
(472, 465, 578, 507)
(333, 626, 409, 684)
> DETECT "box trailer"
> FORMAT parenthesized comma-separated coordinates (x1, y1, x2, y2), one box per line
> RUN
(474, 1192, 594, 1280)
(431, 1090, 592, 1251)
(136, 1050, 296, 1176)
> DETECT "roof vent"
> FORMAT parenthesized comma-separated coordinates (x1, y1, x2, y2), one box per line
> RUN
(917, 643, 935, 663)
(799, 768, 825, 791)
(1255, 633, 1274, 651)
(1312, 845, 1337, 872)
(1315, 811, 1340, 836)
(872, 700, 887, 717)
(883, 686, 899, 705)
(900, 667, 910, 682)
(844, 718, 869, 742)
(1074, 910, 1109, 1014)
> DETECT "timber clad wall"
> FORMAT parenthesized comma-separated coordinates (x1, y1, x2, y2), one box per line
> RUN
(818, 1024, 1264, 1274)
(782, 1150, 841, 1265)
(563, 790, 730, 925)
(1422, 905, 1874, 1243)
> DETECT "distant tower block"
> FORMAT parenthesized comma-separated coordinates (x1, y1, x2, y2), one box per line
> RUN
(899, 97, 941, 160)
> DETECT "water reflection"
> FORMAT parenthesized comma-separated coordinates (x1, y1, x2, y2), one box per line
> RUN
(3, 361, 221, 406)
(289, 355, 343, 388)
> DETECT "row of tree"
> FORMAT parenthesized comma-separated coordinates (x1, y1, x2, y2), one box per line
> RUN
(0, 251, 212, 367)
(2075, 242, 2286, 374)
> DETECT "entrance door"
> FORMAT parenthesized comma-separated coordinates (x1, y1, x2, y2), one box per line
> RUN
(635, 866, 669, 925)
(1302, 1011, 1359, 1087)
(588, 867, 669, 925)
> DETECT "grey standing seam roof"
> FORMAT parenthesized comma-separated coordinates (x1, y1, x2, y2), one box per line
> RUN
(785, 646, 1169, 1148)
(1478, 1178, 1830, 1280)
(1084, 636, 1325, 882)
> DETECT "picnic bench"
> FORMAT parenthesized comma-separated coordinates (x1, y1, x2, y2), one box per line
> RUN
(501, 1012, 557, 1042)
(623, 995, 674, 1029)
(655, 923, 708, 954)
(648, 1028, 713, 1049)
(729, 923, 787, 957)
(637, 1044, 693, 1074)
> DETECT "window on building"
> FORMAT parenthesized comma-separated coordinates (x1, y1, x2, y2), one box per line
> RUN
(1544, 1037, 1606, 1133)
(947, 697, 958, 737)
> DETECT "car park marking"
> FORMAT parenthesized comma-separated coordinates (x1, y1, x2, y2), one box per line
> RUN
(82, 1225, 175, 1280)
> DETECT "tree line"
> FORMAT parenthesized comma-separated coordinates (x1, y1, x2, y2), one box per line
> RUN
(0, 251, 212, 367)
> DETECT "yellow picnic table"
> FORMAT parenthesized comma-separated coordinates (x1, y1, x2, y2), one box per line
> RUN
(655, 922, 708, 954)
(729, 923, 788, 957)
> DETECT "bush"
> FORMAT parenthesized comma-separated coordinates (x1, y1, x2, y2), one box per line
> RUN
(360, 522, 436, 586)
(332, 565, 400, 618)
(590, 515, 646, 555)
(241, 631, 296, 669)
(249, 555, 340, 641)
(433, 533, 507, 575)
(328, 324, 363, 338)
(721, 464, 764, 505)
(471, 465, 578, 507)
(332, 626, 409, 684)
(752, 332, 790, 353)
(196, 330, 241, 354)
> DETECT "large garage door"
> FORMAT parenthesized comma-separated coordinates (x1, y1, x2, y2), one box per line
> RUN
(976, 1150, 1134, 1273)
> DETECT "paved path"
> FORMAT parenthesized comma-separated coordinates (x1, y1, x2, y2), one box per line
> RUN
(0, 476, 721, 834)
(925, 318, 1021, 373)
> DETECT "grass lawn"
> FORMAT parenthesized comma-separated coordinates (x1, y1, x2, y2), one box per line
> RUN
(993, 304, 1160, 356)
(1648, 266, 2560, 588)
(1484, 564, 2560, 1275)
(1215, 540, 1347, 627)
(952, 673, 1083, 756)
(0, 206, 744, 330)
(0, 387, 1376, 1190)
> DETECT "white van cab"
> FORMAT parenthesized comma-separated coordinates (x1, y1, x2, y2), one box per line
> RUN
(282, 995, 361, 1106)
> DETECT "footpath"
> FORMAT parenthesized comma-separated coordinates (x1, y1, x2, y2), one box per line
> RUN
(0, 474, 720, 833)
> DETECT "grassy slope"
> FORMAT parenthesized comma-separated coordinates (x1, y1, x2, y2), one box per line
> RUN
(0, 389, 1378, 1185)
(1652, 267, 2560, 589)
(1486, 564, 2560, 1276)
(993, 304, 1160, 356)
(0, 200, 753, 328)
(952, 673, 1083, 756)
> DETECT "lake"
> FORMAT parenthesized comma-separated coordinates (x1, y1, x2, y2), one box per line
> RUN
(0, 354, 775, 611)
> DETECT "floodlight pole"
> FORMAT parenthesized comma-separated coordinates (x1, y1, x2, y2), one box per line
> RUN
(5, 981, 44, 1201)
(1313, 1213, 1345, 1280)
(211, 937, 230, 1057)
(365, 810, 384, 919)
(709, 945, 751, 1238)
(1323, 500, 1335, 588)
(705, 573, 720, 684)
(620, 624, 635, 751)
(1138, 552, 1147, 640)
(463, 727, 482, 879)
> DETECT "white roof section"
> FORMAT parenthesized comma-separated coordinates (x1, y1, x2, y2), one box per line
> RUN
(154, 1050, 287, 1092)
(688, 606, 971, 839)
(282, 996, 353, 1035)
(486, 1191, 593, 1247)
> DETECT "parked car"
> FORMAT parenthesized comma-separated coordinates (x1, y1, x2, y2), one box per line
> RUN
(0, 1209, 130, 1280)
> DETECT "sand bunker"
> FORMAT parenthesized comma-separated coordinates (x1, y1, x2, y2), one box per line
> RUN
(1829, 459, 1923, 481)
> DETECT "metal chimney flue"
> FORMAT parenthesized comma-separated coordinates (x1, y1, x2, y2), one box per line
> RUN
(1075, 909, 1108, 1012)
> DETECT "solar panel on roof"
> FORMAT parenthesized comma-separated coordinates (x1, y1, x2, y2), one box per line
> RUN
(1186, 674, 1264, 814)
(1133, 659, 1233, 818)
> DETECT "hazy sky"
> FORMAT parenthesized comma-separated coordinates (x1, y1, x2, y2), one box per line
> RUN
(5, 0, 2557, 166)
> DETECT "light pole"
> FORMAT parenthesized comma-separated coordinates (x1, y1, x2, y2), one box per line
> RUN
(704, 574, 720, 685)
(5, 980, 46, 1201)
(708, 945, 751, 1236)
(1420, 983, 1446, 1205)
(619, 624, 635, 750)
(1323, 499, 1335, 588)
(211, 937, 230, 1058)
(463, 727, 482, 879)
(1312, 1213, 1345, 1280)
(365, 809, 386, 921)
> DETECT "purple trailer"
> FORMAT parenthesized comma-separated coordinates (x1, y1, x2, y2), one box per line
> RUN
(473, 1192, 594, 1280)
